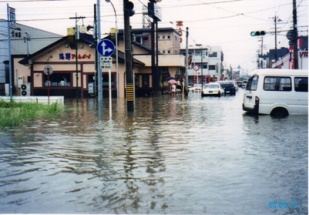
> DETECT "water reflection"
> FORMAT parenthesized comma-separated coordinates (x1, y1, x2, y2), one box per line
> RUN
(0, 92, 307, 214)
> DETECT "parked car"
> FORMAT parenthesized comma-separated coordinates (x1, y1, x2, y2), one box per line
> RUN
(236, 81, 243, 88)
(201, 83, 224, 97)
(188, 83, 194, 88)
(218, 81, 236, 95)
(242, 80, 248, 88)
(232, 80, 239, 91)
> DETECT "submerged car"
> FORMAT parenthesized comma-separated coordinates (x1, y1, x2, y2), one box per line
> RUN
(201, 83, 224, 97)
(218, 81, 237, 95)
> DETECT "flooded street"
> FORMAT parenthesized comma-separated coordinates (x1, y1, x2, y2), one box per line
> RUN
(0, 89, 307, 214)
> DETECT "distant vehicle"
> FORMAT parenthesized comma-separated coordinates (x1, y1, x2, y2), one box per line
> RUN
(218, 81, 236, 95)
(190, 84, 203, 92)
(242, 80, 248, 88)
(188, 83, 194, 88)
(236, 81, 243, 87)
(243, 69, 308, 117)
(201, 83, 224, 97)
(232, 80, 239, 91)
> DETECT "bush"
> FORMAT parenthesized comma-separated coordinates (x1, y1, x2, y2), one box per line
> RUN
(0, 101, 63, 127)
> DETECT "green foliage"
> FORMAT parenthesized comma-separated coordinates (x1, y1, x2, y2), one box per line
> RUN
(0, 100, 63, 127)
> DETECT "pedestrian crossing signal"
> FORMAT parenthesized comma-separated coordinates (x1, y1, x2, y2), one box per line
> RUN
(250, 31, 266, 36)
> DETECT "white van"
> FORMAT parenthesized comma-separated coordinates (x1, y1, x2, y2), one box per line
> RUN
(242, 69, 308, 117)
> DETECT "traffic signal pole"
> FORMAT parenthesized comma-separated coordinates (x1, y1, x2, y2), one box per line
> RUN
(150, 0, 160, 95)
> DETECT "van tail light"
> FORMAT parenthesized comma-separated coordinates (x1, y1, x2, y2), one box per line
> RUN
(255, 96, 259, 106)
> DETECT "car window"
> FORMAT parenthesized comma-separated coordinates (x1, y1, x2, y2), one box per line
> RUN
(206, 84, 218, 89)
(295, 77, 308, 92)
(263, 76, 291, 91)
(247, 75, 258, 91)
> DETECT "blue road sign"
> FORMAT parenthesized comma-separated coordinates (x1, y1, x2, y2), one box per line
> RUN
(97, 39, 115, 57)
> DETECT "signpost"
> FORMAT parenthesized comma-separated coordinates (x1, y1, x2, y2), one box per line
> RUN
(97, 39, 115, 119)
(194, 65, 199, 86)
(44, 65, 53, 105)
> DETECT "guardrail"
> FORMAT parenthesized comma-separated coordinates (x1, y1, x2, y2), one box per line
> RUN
(0, 96, 64, 105)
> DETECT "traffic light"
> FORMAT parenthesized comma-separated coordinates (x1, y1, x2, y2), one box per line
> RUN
(250, 31, 266, 36)
(125, 1, 135, 16)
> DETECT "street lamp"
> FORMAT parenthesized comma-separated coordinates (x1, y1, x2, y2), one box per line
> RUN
(106, 0, 119, 98)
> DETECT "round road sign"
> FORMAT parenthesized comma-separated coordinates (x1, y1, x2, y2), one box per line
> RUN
(194, 65, 199, 71)
(44, 65, 53, 75)
(97, 39, 115, 57)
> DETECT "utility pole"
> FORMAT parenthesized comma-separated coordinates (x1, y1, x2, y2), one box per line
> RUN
(124, 0, 135, 112)
(93, 4, 98, 97)
(7, 4, 14, 101)
(96, 0, 103, 105)
(259, 37, 264, 68)
(69, 14, 85, 102)
(292, 0, 298, 69)
(185, 27, 189, 91)
(273, 15, 281, 61)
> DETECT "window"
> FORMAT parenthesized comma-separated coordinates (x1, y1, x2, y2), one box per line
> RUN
(209, 65, 216, 70)
(44, 73, 71, 87)
(202, 64, 208, 69)
(247, 75, 258, 91)
(295, 77, 308, 92)
(142, 75, 149, 87)
(263, 76, 291, 91)
(209, 52, 218, 58)
(135, 75, 139, 87)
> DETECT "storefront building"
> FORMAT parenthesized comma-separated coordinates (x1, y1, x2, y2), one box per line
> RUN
(13, 26, 186, 99)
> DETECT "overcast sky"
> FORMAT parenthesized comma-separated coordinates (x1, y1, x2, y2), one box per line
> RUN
(1, 0, 308, 72)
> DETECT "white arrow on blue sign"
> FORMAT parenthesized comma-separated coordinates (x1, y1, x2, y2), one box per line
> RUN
(97, 39, 115, 57)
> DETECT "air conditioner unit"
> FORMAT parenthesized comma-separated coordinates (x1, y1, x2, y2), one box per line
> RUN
(21, 83, 31, 96)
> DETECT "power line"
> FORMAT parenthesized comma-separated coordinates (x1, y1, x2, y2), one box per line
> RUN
(5, 0, 81, 2)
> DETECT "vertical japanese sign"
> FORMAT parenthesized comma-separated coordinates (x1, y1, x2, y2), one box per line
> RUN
(176, 20, 183, 43)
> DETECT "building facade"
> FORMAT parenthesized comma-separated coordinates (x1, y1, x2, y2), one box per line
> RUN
(0, 20, 61, 95)
(11, 26, 185, 98)
(180, 46, 224, 84)
(271, 37, 308, 70)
